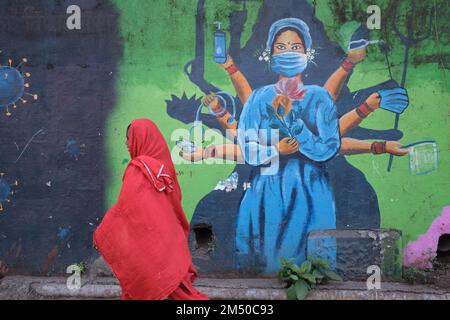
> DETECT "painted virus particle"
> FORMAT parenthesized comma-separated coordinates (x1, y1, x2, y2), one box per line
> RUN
(65, 138, 86, 160)
(0, 172, 18, 212)
(57, 227, 71, 241)
(0, 54, 38, 117)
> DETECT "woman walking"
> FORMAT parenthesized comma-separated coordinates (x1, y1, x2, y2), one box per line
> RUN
(94, 119, 208, 300)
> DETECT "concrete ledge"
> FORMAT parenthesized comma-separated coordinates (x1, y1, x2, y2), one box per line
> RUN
(2, 276, 450, 300)
(307, 229, 403, 281)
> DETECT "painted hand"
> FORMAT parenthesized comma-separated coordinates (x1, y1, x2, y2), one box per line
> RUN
(378, 87, 409, 114)
(203, 93, 223, 115)
(180, 145, 217, 162)
(276, 137, 299, 155)
(219, 55, 234, 69)
(347, 47, 367, 64)
(386, 141, 410, 156)
(180, 147, 204, 162)
(365, 92, 381, 111)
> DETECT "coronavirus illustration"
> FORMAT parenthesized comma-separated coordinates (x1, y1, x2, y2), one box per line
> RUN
(65, 138, 86, 160)
(0, 53, 38, 116)
(0, 172, 18, 212)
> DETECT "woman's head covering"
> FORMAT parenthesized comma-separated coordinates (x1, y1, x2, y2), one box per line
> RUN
(266, 18, 312, 52)
(127, 119, 171, 162)
(126, 118, 179, 193)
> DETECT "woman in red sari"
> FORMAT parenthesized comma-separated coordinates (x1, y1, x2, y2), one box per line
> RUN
(94, 119, 208, 300)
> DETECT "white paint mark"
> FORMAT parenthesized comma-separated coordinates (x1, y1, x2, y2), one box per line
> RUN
(15, 129, 44, 163)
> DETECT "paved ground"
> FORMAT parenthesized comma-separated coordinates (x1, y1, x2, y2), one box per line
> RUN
(2, 276, 450, 300)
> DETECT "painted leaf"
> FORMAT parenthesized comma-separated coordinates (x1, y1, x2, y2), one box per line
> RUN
(269, 122, 282, 130)
(277, 104, 285, 116)
(266, 103, 277, 118)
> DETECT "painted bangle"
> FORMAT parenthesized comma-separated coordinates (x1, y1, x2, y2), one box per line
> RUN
(341, 58, 355, 72)
(226, 64, 239, 75)
(356, 102, 373, 119)
(371, 141, 387, 155)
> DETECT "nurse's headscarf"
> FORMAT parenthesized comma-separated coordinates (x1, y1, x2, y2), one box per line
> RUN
(267, 18, 313, 114)
(266, 18, 312, 53)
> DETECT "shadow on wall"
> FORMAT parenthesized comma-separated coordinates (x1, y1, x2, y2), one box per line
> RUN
(0, 0, 123, 275)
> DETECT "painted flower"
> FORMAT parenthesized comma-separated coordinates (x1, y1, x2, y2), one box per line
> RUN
(274, 78, 307, 101)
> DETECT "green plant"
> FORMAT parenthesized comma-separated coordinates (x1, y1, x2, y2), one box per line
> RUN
(76, 262, 87, 274)
(403, 266, 431, 285)
(278, 258, 343, 300)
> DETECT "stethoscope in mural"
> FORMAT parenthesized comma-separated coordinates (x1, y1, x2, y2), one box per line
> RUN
(188, 91, 237, 144)
(384, 0, 433, 172)
(0, 52, 39, 212)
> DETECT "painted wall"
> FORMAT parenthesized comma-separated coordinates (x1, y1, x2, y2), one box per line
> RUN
(0, 0, 122, 275)
(0, 0, 448, 276)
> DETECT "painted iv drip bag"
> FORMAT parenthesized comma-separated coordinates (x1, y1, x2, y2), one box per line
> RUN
(189, 91, 237, 142)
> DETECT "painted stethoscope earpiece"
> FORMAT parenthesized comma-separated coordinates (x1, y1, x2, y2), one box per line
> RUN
(189, 91, 237, 142)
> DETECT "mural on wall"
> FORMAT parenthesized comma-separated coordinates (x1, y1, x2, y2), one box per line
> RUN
(167, 0, 447, 275)
(0, 0, 447, 277)
(165, 0, 440, 274)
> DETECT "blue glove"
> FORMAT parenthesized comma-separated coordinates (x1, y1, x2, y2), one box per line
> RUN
(378, 87, 409, 114)
(348, 25, 370, 51)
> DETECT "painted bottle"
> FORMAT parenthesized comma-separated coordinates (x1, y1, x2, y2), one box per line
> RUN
(213, 22, 227, 64)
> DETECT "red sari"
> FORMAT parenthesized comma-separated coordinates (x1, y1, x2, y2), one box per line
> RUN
(93, 119, 208, 300)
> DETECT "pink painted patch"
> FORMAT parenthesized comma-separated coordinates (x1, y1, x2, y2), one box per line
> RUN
(404, 206, 450, 269)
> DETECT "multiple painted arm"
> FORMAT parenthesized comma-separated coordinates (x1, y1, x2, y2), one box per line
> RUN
(181, 50, 410, 162)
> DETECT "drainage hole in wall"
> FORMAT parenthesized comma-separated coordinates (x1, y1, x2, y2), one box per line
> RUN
(437, 234, 450, 263)
(193, 224, 215, 257)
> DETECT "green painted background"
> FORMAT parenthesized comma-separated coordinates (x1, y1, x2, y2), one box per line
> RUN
(106, 0, 449, 249)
